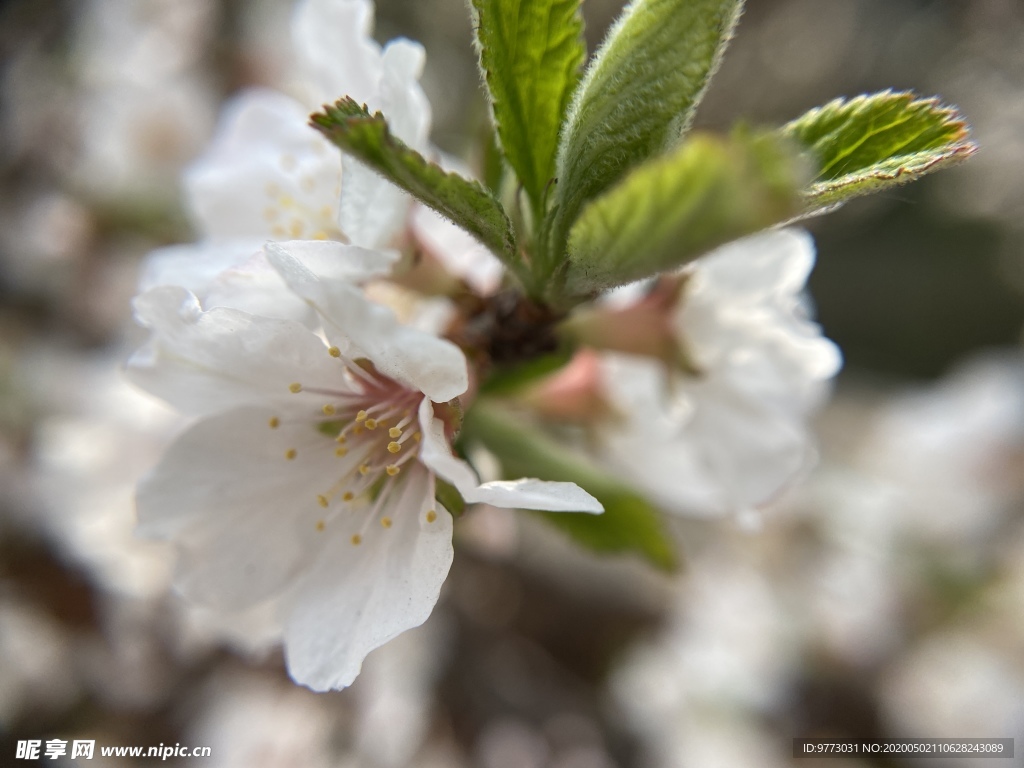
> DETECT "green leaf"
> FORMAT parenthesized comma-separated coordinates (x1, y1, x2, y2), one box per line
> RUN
(462, 400, 677, 570)
(562, 129, 806, 297)
(780, 90, 977, 210)
(470, 0, 585, 217)
(551, 0, 743, 252)
(311, 98, 518, 267)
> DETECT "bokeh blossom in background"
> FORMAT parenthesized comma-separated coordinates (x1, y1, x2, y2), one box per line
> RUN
(1, 1, 1022, 767)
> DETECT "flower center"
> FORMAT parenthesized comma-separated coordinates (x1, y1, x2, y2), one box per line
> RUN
(269, 346, 427, 542)
(261, 148, 342, 241)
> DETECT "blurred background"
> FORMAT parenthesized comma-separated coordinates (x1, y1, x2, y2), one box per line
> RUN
(1, 0, 1023, 766)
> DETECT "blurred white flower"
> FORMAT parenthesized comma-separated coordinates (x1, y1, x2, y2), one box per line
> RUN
(70, 0, 218, 202)
(188, 671, 339, 768)
(129, 241, 599, 690)
(559, 229, 841, 519)
(0, 596, 79, 729)
(880, 629, 1024, 758)
(167, 0, 500, 296)
(611, 554, 797, 768)
(860, 353, 1024, 545)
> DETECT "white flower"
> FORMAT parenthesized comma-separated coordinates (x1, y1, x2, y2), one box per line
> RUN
(129, 242, 599, 691)
(136, 0, 431, 314)
(597, 229, 842, 518)
(149, 0, 502, 312)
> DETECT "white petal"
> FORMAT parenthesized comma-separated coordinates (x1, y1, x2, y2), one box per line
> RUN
(128, 286, 352, 415)
(338, 156, 413, 249)
(184, 89, 340, 241)
(599, 353, 812, 516)
(137, 407, 335, 608)
(379, 39, 431, 150)
(138, 240, 265, 295)
(267, 238, 399, 284)
(681, 227, 842, 391)
(416, 399, 603, 513)
(283, 465, 453, 691)
(292, 0, 380, 108)
(265, 243, 468, 402)
(139, 240, 314, 323)
(411, 205, 504, 295)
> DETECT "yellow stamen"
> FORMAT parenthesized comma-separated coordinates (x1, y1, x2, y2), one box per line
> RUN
(316, 495, 329, 508)
(413, 432, 422, 442)
(335, 446, 349, 457)
(328, 346, 341, 358)
(322, 404, 337, 416)
(316, 520, 326, 532)
(385, 464, 400, 477)
(288, 382, 303, 393)
(312, 230, 328, 240)
(285, 448, 297, 460)
(426, 510, 437, 523)
(358, 463, 370, 476)
(380, 517, 393, 529)
(343, 491, 355, 502)
(355, 410, 368, 422)
(364, 418, 378, 430)
(335, 434, 347, 444)
(353, 425, 365, 436)
(389, 427, 402, 438)
(387, 441, 401, 454)
(268, 417, 280, 429)
(350, 534, 362, 546)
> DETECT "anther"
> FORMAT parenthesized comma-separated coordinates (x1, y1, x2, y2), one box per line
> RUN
(413, 432, 422, 442)
(312, 230, 328, 240)
(285, 448, 297, 460)
(387, 441, 401, 454)
(289, 382, 303, 393)
(335, 446, 349, 457)
(426, 510, 437, 523)
(389, 427, 402, 438)
(364, 418, 378, 430)
(268, 417, 280, 429)
(316, 520, 326, 532)
(350, 534, 362, 546)
(317, 495, 329, 508)
(335, 435, 347, 444)
(343, 491, 355, 502)
(355, 410, 368, 422)
(358, 463, 370, 476)
(322, 404, 337, 416)
(381, 517, 393, 529)
(328, 346, 341, 358)
(385, 464, 400, 477)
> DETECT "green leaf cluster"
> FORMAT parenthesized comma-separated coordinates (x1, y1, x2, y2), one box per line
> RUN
(311, 1, 975, 308)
